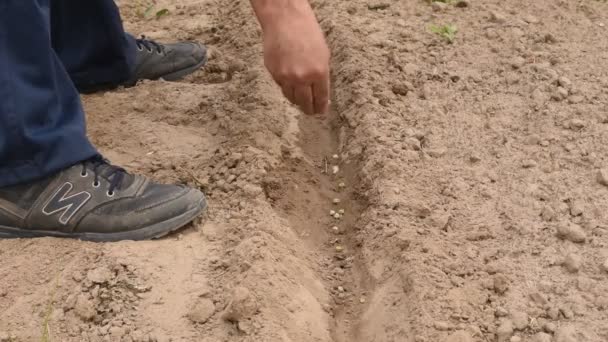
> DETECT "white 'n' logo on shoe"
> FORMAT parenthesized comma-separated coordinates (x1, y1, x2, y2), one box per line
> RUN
(42, 182, 92, 225)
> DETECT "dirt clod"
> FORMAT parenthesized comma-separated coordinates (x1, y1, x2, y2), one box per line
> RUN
(493, 275, 510, 294)
(86, 266, 114, 284)
(563, 253, 582, 273)
(533, 332, 552, 342)
(74, 294, 96, 321)
(496, 320, 514, 342)
(511, 311, 528, 330)
(554, 326, 578, 342)
(597, 169, 608, 186)
(187, 298, 216, 324)
(221, 286, 258, 322)
(556, 223, 587, 243)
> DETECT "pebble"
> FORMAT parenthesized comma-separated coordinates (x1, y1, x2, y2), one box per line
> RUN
(558, 76, 572, 89)
(552, 87, 568, 101)
(597, 169, 608, 186)
(333, 198, 341, 204)
(495, 307, 509, 317)
(522, 160, 537, 168)
(556, 223, 587, 243)
(524, 15, 540, 24)
(554, 326, 577, 342)
(569, 200, 584, 216)
(334, 213, 341, 219)
(335, 245, 344, 252)
(392, 83, 409, 96)
(510, 56, 526, 69)
(568, 118, 585, 129)
(332, 166, 340, 174)
(511, 311, 528, 330)
(446, 330, 473, 342)
(221, 287, 258, 322)
(496, 320, 514, 342)
(330, 210, 336, 216)
(332, 154, 339, 160)
(187, 298, 216, 324)
(338, 209, 345, 215)
(533, 332, 552, 342)
(543, 322, 556, 333)
(237, 320, 253, 334)
(434, 321, 450, 331)
(490, 11, 507, 24)
(563, 253, 582, 273)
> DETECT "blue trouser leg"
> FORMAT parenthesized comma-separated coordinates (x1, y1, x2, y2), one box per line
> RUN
(0, 0, 97, 187)
(50, 0, 137, 91)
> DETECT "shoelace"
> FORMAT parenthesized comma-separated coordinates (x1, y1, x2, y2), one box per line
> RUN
(135, 35, 165, 54)
(81, 156, 126, 196)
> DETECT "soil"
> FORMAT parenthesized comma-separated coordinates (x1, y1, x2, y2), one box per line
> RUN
(1, 0, 608, 341)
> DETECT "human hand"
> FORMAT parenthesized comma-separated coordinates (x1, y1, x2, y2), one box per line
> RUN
(257, 2, 330, 115)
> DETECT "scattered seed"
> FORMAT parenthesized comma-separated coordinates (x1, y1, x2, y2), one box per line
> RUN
(338, 182, 346, 188)
(337, 286, 345, 292)
(332, 226, 339, 232)
(334, 213, 341, 219)
(332, 154, 339, 160)
(330, 210, 336, 216)
(360, 297, 366, 304)
(335, 245, 344, 252)
(332, 165, 340, 174)
(333, 198, 341, 204)
(338, 209, 345, 215)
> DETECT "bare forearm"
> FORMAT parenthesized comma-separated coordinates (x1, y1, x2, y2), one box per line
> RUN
(249, 0, 330, 114)
(249, 0, 316, 32)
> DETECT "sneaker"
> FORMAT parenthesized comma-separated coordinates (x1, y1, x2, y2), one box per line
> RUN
(0, 156, 206, 242)
(80, 36, 207, 93)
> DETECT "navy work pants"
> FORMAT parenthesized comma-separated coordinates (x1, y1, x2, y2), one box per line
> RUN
(0, 0, 136, 187)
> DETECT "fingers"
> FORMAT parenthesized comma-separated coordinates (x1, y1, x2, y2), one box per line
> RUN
(294, 85, 314, 115)
(312, 74, 330, 114)
(280, 83, 296, 104)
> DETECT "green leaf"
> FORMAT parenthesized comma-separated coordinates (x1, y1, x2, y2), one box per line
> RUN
(155, 8, 170, 20)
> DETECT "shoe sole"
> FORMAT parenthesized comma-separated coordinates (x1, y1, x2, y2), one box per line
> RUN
(0, 197, 206, 242)
(79, 54, 208, 94)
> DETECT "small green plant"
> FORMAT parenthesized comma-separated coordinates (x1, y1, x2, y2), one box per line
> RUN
(139, 3, 170, 20)
(430, 24, 458, 43)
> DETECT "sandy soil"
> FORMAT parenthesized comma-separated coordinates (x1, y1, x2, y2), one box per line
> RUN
(1, 0, 608, 341)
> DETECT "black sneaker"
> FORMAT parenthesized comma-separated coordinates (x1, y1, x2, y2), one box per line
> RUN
(79, 36, 207, 93)
(0, 156, 206, 242)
